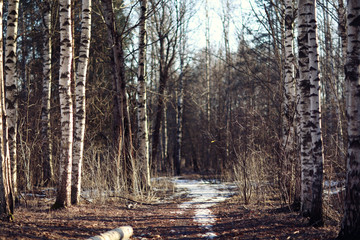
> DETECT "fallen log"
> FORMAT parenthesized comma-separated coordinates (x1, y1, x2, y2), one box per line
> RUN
(87, 226, 133, 240)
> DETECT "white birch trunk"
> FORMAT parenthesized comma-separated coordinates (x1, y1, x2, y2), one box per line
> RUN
(337, 0, 347, 59)
(137, 0, 151, 190)
(338, 0, 360, 237)
(174, 40, 184, 175)
(283, 0, 296, 161)
(41, 1, 53, 186)
(174, 82, 183, 175)
(297, 0, 312, 217)
(0, 0, 14, 216)
(282, 0, 296, 204)
(307, 0, 324, 226)
(87, 226, 133, 240)
(54, 0, 74, 208)
(162, 98, 168, 171)
(4, 0, 19, 199)
(72, 0, 92, 204)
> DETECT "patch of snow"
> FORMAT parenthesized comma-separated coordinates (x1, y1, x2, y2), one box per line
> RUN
(173, 178, 235, 238)
(324, 180, 345, 196)
(22, 193, 46, 198)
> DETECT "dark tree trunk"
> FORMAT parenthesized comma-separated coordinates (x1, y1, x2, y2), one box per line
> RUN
(101, 0, 136, 191)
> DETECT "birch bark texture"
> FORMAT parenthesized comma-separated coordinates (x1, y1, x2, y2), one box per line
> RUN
(283, 0, 296, 164)
(72, 0, 92, 205)
(337, 0, 347, 59)
(137, 0, 151, 190)
(4, 0, 19, 200)
(338, 0, 360, 237)
(41, 0, 54, 186)
(54, 0, 74, 208)
(297, 0, 312, 217)
(282, 0, 296, 204)
(0, 0, 15, 217)
(307, 0, 324, 226)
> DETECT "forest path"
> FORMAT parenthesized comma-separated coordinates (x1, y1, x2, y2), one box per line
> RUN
(170, 177, 236, 239)
(0, 176, 338, 240)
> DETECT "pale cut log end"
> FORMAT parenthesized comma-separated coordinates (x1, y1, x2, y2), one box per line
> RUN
(87, 226, 133, 240)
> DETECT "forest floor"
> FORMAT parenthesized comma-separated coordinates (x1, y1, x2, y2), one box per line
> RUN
(0, 175, 340, 239)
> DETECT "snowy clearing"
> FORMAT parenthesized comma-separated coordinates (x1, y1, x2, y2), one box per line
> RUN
(173, 178, 236, 239)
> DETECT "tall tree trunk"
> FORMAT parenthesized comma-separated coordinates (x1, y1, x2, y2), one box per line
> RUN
(222, 0, 231, 170)
(337, 0, 347, 59)
(150, 0, 178, 172)
(137, 0, 151, 190)
(173, 1, 187, 176)
(0, 0, 15, 218)
(161, 97, 169, 172)
(336, 0, 348, 153)
(151, 37, 167, 171)
(297, 0, 312, 217)
(307, 0, 324, 226)
(5, 0, 19, 201)
(174, 49, 184, 176)
(72, 0, 92, 205)
(282, 0, 297, 206)
(174, 84, 183, 175)
(54, 0, 74, 209)
(102, 0, 136, 191)
(41, 0, 54, 187)
(205, 0, 211, 168)
(338, 0, 360, 238)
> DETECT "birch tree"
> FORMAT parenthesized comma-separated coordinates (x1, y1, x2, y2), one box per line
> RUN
(307, 0, 324, 226)
(297, 0, 324, 223)
(41, 0, 54, 186)
(308, 0, 324, 226)
(174, 67, 184, 175)
(137, 0, 151, 190)
(336, 0, 347, 59)
(338, 0, 360, 237)
(53, 0, 74, 209)
(4, 0, 19, 201)
(297, 0, 312, 216)
(0, 0, 15, 218)
(72, 0, 92, 205)
(282, 0, 297, 205)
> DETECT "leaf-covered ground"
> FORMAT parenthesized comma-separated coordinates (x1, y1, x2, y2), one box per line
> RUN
(0, 179, 339, 240)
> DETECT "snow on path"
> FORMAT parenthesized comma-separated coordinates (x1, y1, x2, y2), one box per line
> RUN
(173, 178, 235, 239)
